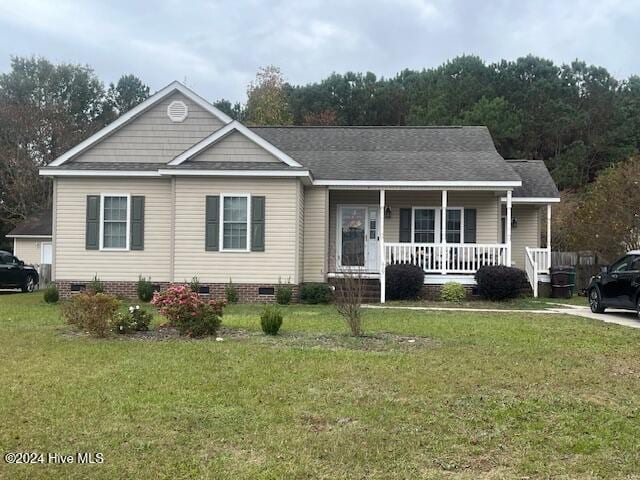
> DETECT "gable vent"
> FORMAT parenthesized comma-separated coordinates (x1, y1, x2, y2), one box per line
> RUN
(167, 100, 188, 122)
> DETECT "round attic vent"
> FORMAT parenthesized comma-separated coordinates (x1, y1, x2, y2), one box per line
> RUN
(167, 100, 188, 122)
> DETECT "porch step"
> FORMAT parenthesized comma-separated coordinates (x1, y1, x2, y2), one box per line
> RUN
(328, 278, 380, 303)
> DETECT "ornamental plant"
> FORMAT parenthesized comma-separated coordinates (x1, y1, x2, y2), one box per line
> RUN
(60, 292, 120, 337)
(260, 305, 283, 335)
(151, 284, 225, 337)
(112, 305, 153, 334)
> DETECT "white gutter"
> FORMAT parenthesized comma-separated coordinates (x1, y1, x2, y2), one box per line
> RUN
(500, 197, 561, 203)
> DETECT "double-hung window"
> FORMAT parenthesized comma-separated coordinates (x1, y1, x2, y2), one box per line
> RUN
(221, 195, 250, 251)
(445, 209, 462, 243)
(101, 195, 129, 250)
(414, 209, 436, 243)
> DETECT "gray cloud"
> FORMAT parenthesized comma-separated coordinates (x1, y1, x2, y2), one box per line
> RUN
(0, 0, 637, 102)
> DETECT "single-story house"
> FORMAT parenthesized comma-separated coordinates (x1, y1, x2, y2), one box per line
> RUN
(35, 81, 559, 301)
(6, 209, 53, 267)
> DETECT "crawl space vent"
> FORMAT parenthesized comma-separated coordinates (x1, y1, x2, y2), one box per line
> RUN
(167, 100, 188, 122)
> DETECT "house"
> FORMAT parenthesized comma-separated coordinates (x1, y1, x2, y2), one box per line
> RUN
(36, 81, 559, 301)
(6, 209, 53, 267)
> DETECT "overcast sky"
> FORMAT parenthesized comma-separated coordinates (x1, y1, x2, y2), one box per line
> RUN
(0, 0, 638, 102)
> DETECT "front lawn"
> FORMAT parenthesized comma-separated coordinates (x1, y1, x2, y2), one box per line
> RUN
(1, 293, 639, 478)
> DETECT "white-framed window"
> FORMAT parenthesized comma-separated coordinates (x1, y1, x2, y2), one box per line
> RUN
(100, 194, 130, 250)
(220, 194, 251, 252)
(412, 207, 464, 243)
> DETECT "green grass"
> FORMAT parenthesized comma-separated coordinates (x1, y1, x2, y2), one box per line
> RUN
(385, 294, 588, 310)
(1, 293, 639, 479)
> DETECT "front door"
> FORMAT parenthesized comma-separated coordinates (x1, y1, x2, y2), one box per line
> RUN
(338, 205, 379, 272)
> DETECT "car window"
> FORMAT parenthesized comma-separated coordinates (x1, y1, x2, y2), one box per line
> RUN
(0, 254, 9, 265)
(630, 256, 640, 271)
(611, 256, 631, 272)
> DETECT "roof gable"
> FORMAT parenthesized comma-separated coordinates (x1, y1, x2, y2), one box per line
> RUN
(169, 121, 302, 168)
(49, 81, 232, 166)
(190, 130, 278, 163)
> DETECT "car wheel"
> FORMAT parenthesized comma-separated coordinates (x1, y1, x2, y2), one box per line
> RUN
(589, 287, 605, 314)
(637, 297, 640, 320)
(21, 275, 36, 293)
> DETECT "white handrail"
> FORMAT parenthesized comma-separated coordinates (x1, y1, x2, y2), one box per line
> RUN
(384, 243, 508, 274)
(528, 247, 550, 273)
(525, 247, 539, 297)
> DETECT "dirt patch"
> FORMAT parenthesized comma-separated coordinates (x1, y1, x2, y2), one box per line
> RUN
(61, 326, 436, 351)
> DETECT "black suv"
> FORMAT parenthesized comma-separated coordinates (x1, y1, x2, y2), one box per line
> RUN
(587, 251, 640, 317)
(0, 250, 39, 292)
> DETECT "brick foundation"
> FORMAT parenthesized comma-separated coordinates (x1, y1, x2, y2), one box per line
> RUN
(55, 280, 299, 303)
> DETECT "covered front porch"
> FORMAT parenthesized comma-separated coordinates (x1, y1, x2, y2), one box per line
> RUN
(326, 187, 552, 302)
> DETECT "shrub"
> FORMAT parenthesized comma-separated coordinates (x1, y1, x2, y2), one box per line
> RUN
(260, 305, 283, 335)
(440, 282, 466, 303)
(112, 305, 153, 334)
(60, 292, 120, 337)
(137, 276, 154, 302)
(43, 284, 59, 304)
(189, 276, 200, 293)
(151, 284, 225, 337)
(475, 265, 528, 301)
(88, 274, 105, 294)
(300, 283, 332, 304)
(225, 279, 238, 304)
(385, 264, 425, 300)
(276, 279, 293, 305)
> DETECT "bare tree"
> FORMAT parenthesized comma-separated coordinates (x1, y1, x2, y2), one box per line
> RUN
(333, 252, 366, 337)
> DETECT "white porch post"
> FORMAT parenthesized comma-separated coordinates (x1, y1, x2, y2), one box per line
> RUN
(379, 189, 386, 304)
(546, 203, 552, 271)
(506, 190, 512, 267)
(441, 190, 447, 275)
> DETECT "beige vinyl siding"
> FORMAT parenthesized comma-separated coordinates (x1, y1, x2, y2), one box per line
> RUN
(302, 186, 328, 282)
(173, 178, 299, 284)
(55, 178, 172, 281)
(72, 92, 224, 163)
(192, 131, 279, 162)
(511, 205, 542, 269)
(13, 238, 49, 265)
(328, 190, 500, 270)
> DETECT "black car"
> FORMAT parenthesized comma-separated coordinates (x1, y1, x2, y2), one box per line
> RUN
(587, 251, 640, 317)
(0, 250, 39, 292)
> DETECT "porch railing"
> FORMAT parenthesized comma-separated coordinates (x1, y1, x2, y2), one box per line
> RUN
(528, 247, 550, 273)
(384, 243, 508, 274)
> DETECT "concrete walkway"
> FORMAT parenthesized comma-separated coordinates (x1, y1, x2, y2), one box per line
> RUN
(364, 304, 640, 329)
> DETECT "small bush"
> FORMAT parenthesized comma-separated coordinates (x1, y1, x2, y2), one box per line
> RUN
(189, 276, 200, 293)
(260, 305, 283, 335)
(43, 284, 59, 304)
(276, 279, 293, 305)
(440, 282, 466, 302)
(385, 264, 425, 300)
(88, 274, 105, 294)
(300, 283, 332, 304)
(152, 284, 225, 337)
(137, 276, 154, 302)
(225, 279, 238, 304)
(60, 293, 120, 337)
(112, 305, 153, 334)
(475, 265, 528, 301)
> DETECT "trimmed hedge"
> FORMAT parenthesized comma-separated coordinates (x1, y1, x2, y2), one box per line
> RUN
(474, 265, 528, 301)
(300, 283, 332, 304)
(385, 263, 425, 300)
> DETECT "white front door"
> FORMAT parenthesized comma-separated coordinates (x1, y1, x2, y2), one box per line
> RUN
(41, 242, 52, 264)
(338, 205, 379, 272)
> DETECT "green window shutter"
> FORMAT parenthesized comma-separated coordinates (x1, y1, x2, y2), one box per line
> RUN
(130, 196, 145, 250)
(205, 196, 219, 251)
(85, 195, 100, 250)
(464, 209, 477, 243)
(399, 208, 412, 242)
(251, 196, 265, 252)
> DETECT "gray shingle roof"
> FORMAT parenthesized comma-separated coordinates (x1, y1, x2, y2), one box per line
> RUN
(250, 126, 522, 182)
(53, 162, 165, 171)
(506, 160, 560, 198)
(169, 161, 307, 171)
(7, 209, 52, 237)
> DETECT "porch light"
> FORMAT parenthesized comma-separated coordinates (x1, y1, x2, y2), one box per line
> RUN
(384, 206, 392, 219)
(512, 217, 518, 228)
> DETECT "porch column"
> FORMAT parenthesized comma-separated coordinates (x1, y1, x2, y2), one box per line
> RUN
(546, 203, 552, 271)
(441, 190, 447, 275)
(506, 190, 512, 267)
(379, 189, 386, 304)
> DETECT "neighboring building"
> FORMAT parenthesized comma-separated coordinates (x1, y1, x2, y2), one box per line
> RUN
(6, 209, 52, 267)
(35, 81, 559, 301)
